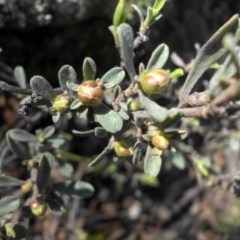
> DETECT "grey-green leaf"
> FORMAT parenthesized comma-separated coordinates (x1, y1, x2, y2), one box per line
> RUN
(101, 67, 125, 88)
(53, 181, 94, 199)
(7, 129, 37, 142)
(58, 65, 77, 92)
(30, 75, 57, 100)
(6, 132, 31, 159)
(117, 23, 136, 81)
(52, 112, 61, 123)
(138, 90, 169, 123)
(70, 99, 83, 110)
(93, 104, 123, 133)
(83, 57, 97, 80)
(113, 85, 122, 100)
(144, 145, 162, 177)
(36, 154, 52, 192)
(179, 14, 240, 104)
(42, 126, 55, 139)
(146, 44, 169, 71)
(88, 148, 109, 167)
(14, 66, 27, 88)
(0, 196, 20, 214)
(171, 152, 186, 170)
(0, 175, 24, 187)
(118, 108, 129, 120)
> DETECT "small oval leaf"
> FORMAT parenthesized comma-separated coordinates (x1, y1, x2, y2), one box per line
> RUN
(117, 23, 136, 81)
(138, 90, 169, 123)
(0, 196, 20, 214)
(83, 57, 97, 80)
(58, 65, 77, 92)
(93, 104, 123, 133)
(42, 126, 55, 139)
(30, 76, 56, 100)
(7, 129, 37, 142)
(53, 181, 94, 199)
(144, 144, 162, 177)
(146, 43, 169, 71)
(101, 67, 125, 88)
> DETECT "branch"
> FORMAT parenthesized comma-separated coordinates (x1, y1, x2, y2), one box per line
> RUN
(0, 80, 32, 94)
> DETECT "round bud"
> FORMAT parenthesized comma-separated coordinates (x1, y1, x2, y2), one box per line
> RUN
(140, 69, 170, 95)
(151, 133, 169, 150)
(53, 93, 71, 114)
(27, 159, 36, 168)
(114, 139, 134, 158)
(21, 180, 32, 194)
(129, 99, 142, 111)
(77, 80, 103, 107)
(30, 199, 47, 216)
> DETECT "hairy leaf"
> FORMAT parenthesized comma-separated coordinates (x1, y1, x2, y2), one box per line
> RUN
(101, 67, 125, 88)
(58, 65, 77, 92)
(30, 75, 57, 100)
(138, 90, 169, 123)
(93, 104, 123, 133)
(83, 57, 97, 80)
(117, 23, 136, 81)
(146, 43, 169, 71)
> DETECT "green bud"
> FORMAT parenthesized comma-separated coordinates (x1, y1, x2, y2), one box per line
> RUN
(77, 80, 103, 107)
(129, 99, 142, 111)
(151, 133, 169, 150)
(30, 199, 47, 216)
(140, 69, 170, 95)
(53, 93, 71, 114)
(114, 139, 134, 158)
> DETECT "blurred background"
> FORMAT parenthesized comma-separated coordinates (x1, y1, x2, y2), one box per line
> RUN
(1, 0, 240, 239)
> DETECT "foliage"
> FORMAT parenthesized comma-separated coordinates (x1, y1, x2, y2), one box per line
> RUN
(0, 0, 240, 238)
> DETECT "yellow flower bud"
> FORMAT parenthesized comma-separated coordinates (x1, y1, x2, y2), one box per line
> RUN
(140, 69, 169, 95)
(53, 93, 71, 114)
(30, 199, 47, 216)
(151, 133, 169, 150)
(77, 80, 103, 107)
(114, 139, 134, 158)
